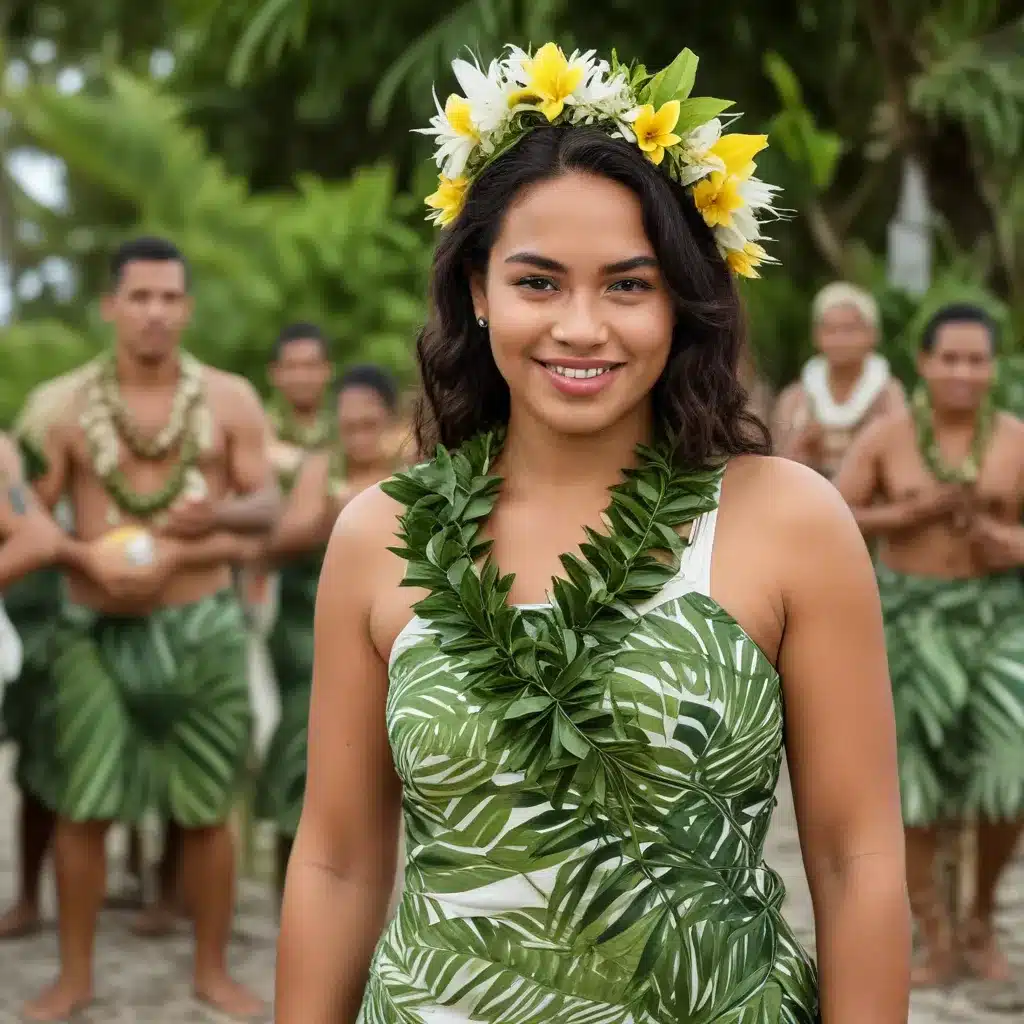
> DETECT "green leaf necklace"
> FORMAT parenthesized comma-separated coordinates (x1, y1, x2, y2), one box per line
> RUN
(912, 383, 994, 485)
(383, 430, 721, 830)
(268, 397, 335, 451)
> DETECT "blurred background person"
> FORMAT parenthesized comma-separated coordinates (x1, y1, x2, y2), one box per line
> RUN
(836, 304, 1024, 987)
(773, 282, 906, 479)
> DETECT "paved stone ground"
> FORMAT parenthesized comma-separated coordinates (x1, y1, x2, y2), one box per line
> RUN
(0, 752, 1021, 1021)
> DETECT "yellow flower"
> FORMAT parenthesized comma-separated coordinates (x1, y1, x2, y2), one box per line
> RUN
(691, 171, 744, 228)
(632, 101, 682, 166)
(507, 42, 584, 121)
(444, 94, 480, 142)
(726, 241, 770, 278)
(425, 175, 469, 227)
(709, 133, 768, 180)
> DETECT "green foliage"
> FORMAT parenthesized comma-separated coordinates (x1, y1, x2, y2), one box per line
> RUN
(3, 0, 1023, 401)
(642, 48, 698, 109)
(0, 321, 101, 427)
(2, 69, 431, 422)
(763, 52, 843, 193)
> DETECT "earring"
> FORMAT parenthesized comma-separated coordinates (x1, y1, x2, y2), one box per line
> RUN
(477, 316, 488, 328)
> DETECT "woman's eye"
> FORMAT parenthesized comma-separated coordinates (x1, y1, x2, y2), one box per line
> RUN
(515, 276, 557, 292)
(608, 278, 653, 293)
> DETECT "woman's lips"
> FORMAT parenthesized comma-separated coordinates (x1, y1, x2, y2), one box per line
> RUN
(536, 359, 623, 397)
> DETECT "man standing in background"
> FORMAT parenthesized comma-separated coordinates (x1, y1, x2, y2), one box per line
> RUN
(773, 282, 906, 477)
(836, 304, 1024, 987)
(252, 323, 335, 897)
(21, 236, 278, 1021)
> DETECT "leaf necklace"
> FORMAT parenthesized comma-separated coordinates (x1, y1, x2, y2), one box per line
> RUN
(382, 429, 721, 832)
(268, 396, 337, 495)
(81, 352, 211, 523)
(912, 383, 994, 485)
(268, 398, 335, 451)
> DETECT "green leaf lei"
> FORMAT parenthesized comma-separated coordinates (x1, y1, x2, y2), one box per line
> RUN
(912, 384, 994, 484)
(79, 352, 211, 522)
(382, 430, 721, 829)
(103, 436, 201, 519)
(268, 397, 335, 451)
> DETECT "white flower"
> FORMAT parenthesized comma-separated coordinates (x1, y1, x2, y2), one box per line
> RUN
(738, 175, 782, 214)
(715, 204, 771, 252)
(452, 56, 510, 133)
(96, 443, 119, 478)
(184, 467, 208, 499)
(677, 118, 725, 185)
(415, 87, 482, 179)
(575, 57, 627, 107)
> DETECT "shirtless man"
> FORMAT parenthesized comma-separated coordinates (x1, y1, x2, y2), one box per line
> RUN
(773, 282, 905, 478)
(836, 303, 1024, 986)
(0, 433, 67, 588)
(137, 320, 339, 934)
(249, 323, 334, 895)
(0, 396, 75, 942)
(22, 236, 278, 1021)
(255, 363, 403, 897)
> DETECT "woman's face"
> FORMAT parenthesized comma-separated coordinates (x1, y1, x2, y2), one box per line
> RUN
(813, 302, 877, 370)
(470, 171, 675, 438)
(337, 385, 393, 467)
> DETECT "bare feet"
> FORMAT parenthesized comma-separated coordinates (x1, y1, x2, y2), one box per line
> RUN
(22, 979, 93, 1022)
(194, 972, 264, 1020)
(0, 900, 41, 939)
(961, 918, 1012, 982)
(911, 953, 958, 988)
(103, 881, 144, 911)
(131, 903, 181, 938)
(911, 901, 958, 988)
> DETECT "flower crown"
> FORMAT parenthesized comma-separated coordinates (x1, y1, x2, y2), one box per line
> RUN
(417, 43, 782, 278)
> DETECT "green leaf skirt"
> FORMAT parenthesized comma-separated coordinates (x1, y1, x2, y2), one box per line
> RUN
(1, 568, 65, 808)
(878, 564, 1024, 826)
(254, 561, 318, 836)
(30, 588, 251, 827)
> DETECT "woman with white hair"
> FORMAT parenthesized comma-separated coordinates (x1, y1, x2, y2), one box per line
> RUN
(773, 282, 907, 479)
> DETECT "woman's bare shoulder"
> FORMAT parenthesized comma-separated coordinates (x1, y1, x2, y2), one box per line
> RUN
(724, 454, 864, 549)
(325, 481, 405, 560)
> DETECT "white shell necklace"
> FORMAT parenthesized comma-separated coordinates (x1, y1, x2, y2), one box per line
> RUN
(800, 352, 891, 430)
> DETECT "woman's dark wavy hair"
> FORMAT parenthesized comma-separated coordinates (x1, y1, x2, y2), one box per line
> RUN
(413, 124, 771, 467)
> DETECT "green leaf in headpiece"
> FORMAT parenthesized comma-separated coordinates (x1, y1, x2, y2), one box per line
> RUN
(644, 48, 699, 109)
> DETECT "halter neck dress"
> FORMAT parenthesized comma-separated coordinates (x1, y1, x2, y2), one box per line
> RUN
(359, 463, 819, 1024)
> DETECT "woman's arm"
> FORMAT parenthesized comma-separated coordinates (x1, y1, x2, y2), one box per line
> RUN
(775, 463, 911, 1023)
(275, 488, 403, 1023)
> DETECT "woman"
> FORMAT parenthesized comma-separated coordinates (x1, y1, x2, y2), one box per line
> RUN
(772, 283, 906, 479)
(277, 42, 910, 1023)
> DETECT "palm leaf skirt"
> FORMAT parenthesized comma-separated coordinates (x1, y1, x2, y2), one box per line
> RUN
(254, 560, 318, 835)
(878, 565, 1024, 826)
(34, 589, 251, 826)
(0, 568, 65, 807)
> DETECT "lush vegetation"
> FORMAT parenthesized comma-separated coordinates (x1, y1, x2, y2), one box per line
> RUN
(1, 1, 1022, 423)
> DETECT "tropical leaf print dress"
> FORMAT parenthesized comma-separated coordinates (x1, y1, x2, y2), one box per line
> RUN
(360, 435, 819, 1024)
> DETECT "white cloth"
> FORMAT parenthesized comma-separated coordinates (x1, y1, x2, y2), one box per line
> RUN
(0, 597, 24, 688)
(800, 352, 891, 429)
(242, 569, 281, 763)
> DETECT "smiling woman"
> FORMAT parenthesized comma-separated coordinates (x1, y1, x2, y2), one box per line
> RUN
(275, 42, 911, 1024)
(416, 125, 769, 462)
